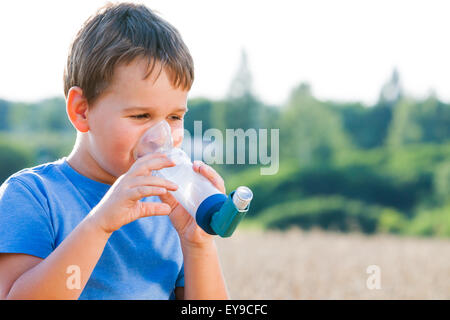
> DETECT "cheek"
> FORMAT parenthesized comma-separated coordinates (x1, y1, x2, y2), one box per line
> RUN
(171, 122, 184, 148)
(91, 121, 140, 173)
(113, 127, 142, 159)
(107, 133, 140, 175)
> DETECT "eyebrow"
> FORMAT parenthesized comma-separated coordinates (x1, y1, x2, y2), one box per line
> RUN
(122, 106, 188, 113)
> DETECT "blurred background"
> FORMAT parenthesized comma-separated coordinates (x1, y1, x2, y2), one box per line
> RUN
(0, 0, 449, 298)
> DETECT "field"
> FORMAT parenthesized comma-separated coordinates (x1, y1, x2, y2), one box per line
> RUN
(215, 228, 450, 299)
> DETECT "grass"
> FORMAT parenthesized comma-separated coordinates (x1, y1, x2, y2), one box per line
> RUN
(215, 228, 450, 299)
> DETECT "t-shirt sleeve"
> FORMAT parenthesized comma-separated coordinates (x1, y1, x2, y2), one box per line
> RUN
(0, 177, 55, 259)
(175, 262, 185, 287)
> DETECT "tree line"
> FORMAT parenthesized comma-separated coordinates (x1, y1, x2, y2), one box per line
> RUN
(1, 53, 449, 237)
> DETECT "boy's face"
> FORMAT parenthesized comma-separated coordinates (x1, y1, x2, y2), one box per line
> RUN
(85, 58, 188, 179)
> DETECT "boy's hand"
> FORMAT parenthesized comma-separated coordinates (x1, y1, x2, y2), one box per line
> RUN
(88, 153, 179, 235)
(159, 160, 226, 248)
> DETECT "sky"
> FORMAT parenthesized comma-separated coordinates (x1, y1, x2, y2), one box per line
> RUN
(0, 0, 449, 106)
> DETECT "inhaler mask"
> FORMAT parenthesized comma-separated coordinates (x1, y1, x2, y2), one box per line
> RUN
(133, 120, 174, 159)
(133, 120, 252, 237)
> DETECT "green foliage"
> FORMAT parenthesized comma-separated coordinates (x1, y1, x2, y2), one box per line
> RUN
(37, 97, 72, 132)
(280, 83, 352, 165)
(332, 102, 392, 149)
(249, 196, 381, 234)
(387, 96, 450, 147)
(8, 97, 71, 133)
(433, 162, 450, 203)
(225, 159, 303, 215)
(0, 136, 34, 182)
(1, 66, 450, 237)
(406, 204, 450, 237)
(184, 97, 216, 132)
(0, 132, 75, 183)
(0, 99, 12, 131)
(378, 208, 408, 234)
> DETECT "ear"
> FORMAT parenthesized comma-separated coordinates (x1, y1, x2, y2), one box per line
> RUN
(66, 86, 90, 133)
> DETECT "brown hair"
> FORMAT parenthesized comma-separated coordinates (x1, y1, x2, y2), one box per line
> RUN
(63, 2, 194, 106)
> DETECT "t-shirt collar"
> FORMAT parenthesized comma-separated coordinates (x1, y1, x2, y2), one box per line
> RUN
(58, 156, 112, 198)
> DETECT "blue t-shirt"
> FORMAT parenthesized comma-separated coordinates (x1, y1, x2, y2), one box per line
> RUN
(0, 157, 184, 299)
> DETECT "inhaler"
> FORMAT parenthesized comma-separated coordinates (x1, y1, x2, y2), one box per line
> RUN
(133, 120, 253, 237)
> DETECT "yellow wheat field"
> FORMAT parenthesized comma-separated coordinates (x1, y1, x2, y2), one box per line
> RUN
(215, 228, 450, 299)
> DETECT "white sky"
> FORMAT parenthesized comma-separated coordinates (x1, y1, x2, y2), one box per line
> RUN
(0, 0, 449, 106)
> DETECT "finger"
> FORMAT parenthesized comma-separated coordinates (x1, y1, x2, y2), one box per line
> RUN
(193, 161, 226, 193)
(127, 185, 168, 201)
(196, 161, 224, 185)
(158, 191, 179, 210)
(139, 201, 172, 217)
(192, 160, 204, 172)
(193, 160, 212, 175)
(127, 175, 178, 191)
(129, 153, 175, 177)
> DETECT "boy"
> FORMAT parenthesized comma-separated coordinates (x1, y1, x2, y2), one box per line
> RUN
(0, 2, 228, 299)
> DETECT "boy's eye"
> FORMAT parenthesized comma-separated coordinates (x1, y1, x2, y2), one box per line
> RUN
(169, 115, 183, 121)
(129, 114, 183, 121)
(130, 113, 150, 119)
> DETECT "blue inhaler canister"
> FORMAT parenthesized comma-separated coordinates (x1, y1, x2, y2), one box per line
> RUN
(133, 120, 253, 237)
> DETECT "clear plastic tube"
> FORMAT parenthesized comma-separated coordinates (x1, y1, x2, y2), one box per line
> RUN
(153, 148, 222, 218)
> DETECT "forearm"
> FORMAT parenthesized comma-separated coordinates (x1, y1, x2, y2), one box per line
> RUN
(7, 215, 110, 300)
(181, 240, 229, 300)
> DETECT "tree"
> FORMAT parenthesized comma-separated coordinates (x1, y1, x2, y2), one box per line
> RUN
(213, 49, 263, 131)
(387, 95, 450, 147)
(0, 138, 34, 183)
(184, 97, 215, 133)
(0, 99, 12, 131)
(378, 68, 403, 107)
(37, 97, 72, 132)
(280, 83, 352, 165)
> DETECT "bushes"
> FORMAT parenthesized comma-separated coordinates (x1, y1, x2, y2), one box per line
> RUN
(226, 160, 427, 219)
(241, 194, 450, 237)
(294, 165, 423, 211)
(1, 92, 449, 238)
(248, 196, 382, 233)
(229, 143, 450, 237)
(0, 132, 75, 184)
(433, 162, 450, 203)
(0, 137, 34, 182)
(378, 208, 408, 234)
(405, 205, 450, 237)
